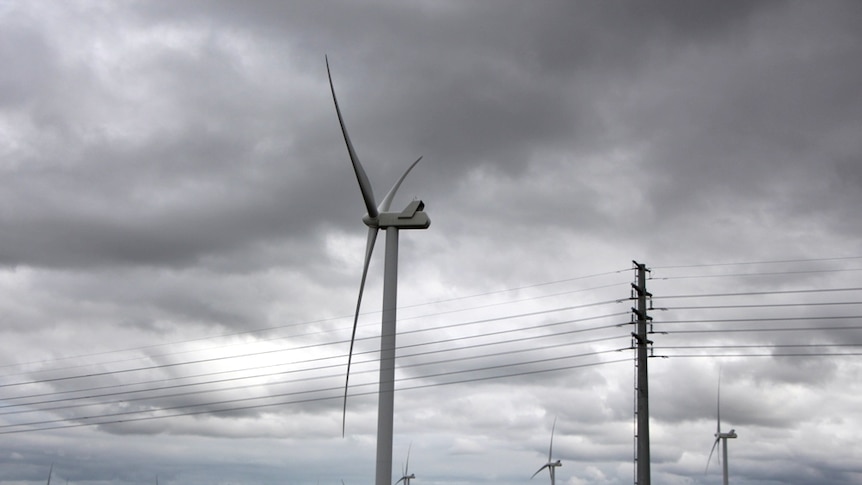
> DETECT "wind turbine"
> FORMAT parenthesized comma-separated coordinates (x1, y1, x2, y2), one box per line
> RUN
(326, 57, 430, 485)
(395, 444, 416, 485)
(706, 373, 737, 485)
(531, 418, 562, 485)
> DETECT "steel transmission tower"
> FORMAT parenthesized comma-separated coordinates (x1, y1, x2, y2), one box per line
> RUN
(631, 261, 653, 485)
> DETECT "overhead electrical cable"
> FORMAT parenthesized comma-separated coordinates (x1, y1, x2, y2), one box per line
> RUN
(663, 301, 862, 310)
(0, 349, 631, 434)
(1, 323, 630, 414)
(0, 271, 629, 374)
(0, 313, 629, 407)
(654, 287, 862, 300)
(0, 294, 626, 383)
(4, 256, 862, 437)
(652, 268, 862, 280)
(0, 357, 634, 436)
(660, 352, 862, 358)
(0, 305, 627, 391)
(0, 314, 625, 407)
(657, 343, 862, 350)
(1, 334, 631, 417)
(665, 325, 862, 334)
(398, 268, 631, 309)
(650, 255, 862, 270)
(653, 315, 862, 325)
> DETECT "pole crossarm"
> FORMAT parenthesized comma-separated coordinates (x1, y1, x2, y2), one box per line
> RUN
(631, 307, 653, 321)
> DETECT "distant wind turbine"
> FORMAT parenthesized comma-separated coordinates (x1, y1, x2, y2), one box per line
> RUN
(327, 56, 430, 485)
(532, 418, 562, 485)
(706, 373, 737, 485)
(395, 444, 416, 485)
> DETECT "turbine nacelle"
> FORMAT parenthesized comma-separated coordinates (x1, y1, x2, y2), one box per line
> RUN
(532, 418, 562, 484)
(395, 444, 416, 485)
(395, 473, 416, 484)
(362, 200, 430, 230)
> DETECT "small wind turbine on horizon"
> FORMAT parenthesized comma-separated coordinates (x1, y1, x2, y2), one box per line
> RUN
(706, 373, 737, 485)
(395, 444, 416, 485)
(326, 56, 431, 485)
(531, 418, 562, 485)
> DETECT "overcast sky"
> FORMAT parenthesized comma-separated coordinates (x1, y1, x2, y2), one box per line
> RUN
(1, 1, 861, 484)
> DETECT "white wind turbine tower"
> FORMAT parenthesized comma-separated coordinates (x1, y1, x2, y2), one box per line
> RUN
(395, 444, 416, 485)
(532, 418, 562, 485)
(326, 57, 430, 485)
(706, 374, 737, 485)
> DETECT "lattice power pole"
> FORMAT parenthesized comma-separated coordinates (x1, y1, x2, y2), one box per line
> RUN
(631, 261, 653, 485)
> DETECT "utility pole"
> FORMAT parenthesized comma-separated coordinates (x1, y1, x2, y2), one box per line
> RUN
(631, 261, 652, 485)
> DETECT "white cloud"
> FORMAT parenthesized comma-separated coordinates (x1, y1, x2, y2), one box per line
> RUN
(1, 1, 861, 484)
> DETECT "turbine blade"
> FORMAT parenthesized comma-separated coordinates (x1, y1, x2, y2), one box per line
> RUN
(549, 416, 557, 461)
(531, 464, 550, 480)
(406, 442, 412, 474)
(342, 226, 379, 436)
(47, 463, 53, 485)
(326, 56, 378, 219)
(705, 437, 720, 473)
(379, 156, 423, 212)
(395, 479, 406, 485)
(716, 367, 722, 435)
(717, 439, 722, 466)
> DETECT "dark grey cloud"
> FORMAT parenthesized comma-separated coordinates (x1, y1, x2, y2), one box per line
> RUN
(1, 1, 861, 484)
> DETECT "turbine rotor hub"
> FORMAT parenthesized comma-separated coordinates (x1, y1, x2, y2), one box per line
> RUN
(362, 214, 379, 228)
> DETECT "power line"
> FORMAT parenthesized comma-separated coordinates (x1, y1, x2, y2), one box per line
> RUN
(3, 334, 630, 418)
(665, 325, 862, 334)
(9, 272, 854, 397)
(3, 295, 623, 385)
(0, 306, 627, 390)
(0, 313, 624, 408)
(652, 268, 862, 280)
(0, 314, 628, 408)
(660, 352, 862, 358)
(657, 343, 862, 350)
(4, 256, 862, 440)
(650, 255, 862, 270)
(1, 324, 630, 414)
(663, 301, 862, 310)
(0, 289, 626, 381)
(0, 352, 632, 435)
(653, 315, 862, 325)
(655, 287, 862, 300)
(0, 270, 629, 374)
(402, 268, 630, 307)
